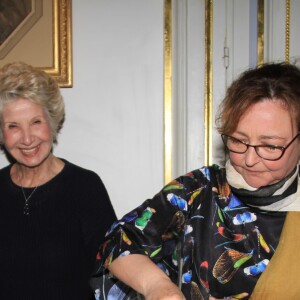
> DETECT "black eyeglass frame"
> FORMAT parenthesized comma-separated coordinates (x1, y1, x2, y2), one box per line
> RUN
(221, 132, 300, 161)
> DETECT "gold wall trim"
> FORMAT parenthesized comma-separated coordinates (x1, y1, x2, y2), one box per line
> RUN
(258, 0, 290, 65)
(285, 0, 290, 63)
(205, 0, 213, 166)
(257, 0, 264, 65)
(164, 0, 172, 184)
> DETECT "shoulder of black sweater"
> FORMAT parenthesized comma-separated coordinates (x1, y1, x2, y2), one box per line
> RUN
(58, 158, 104, 182)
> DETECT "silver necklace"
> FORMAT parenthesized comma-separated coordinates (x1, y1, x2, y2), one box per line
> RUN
(22, 186, 38, 215)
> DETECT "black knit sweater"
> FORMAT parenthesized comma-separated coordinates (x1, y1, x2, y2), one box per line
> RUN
(0, 159, 117, 300)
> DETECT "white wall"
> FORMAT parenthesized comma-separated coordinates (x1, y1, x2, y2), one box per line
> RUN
(59, 0, 166, 217)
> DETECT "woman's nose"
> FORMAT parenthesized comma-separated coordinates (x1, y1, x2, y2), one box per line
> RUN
(244, 146, 261, 166)
(21, 127, 34, 145)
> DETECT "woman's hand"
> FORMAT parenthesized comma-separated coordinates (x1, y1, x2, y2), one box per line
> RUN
(108, 254, 186, 299)
(209, 297, 235, 300)
(144, 277, 185, 300)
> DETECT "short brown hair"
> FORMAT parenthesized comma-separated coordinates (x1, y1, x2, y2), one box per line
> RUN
(216, 62, 300, 134)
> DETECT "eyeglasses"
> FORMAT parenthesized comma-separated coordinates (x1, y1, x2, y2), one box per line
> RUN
(221, 132, 300, 161)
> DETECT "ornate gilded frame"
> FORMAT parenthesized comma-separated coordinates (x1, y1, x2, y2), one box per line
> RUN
(0, 0, 72, 88)
(45, 0, 72, 87)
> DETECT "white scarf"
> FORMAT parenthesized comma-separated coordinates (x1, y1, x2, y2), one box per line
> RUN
(226, 160, 300, 211)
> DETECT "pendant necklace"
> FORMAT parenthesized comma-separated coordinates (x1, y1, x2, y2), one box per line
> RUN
(22, 186, 39, 215)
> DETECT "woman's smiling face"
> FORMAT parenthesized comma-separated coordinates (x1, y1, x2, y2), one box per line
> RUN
(229, 99, 300, 188)
(2, 98, 53, 168)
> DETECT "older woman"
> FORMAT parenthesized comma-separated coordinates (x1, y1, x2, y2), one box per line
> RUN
(0, 62, 117, 300)
(92, 62, 300, 299)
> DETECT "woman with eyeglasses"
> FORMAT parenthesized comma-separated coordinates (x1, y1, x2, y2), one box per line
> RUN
(92, 62, 300, 299)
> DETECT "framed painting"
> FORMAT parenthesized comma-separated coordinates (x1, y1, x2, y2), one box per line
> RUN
(0, 0, 72, 87)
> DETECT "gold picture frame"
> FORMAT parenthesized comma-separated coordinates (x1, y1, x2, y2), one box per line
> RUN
(47, 0, 73, 87)
(0, 0, 72, 88)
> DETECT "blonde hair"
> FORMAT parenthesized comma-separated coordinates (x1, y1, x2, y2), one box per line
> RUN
(0, 62, 65, 143)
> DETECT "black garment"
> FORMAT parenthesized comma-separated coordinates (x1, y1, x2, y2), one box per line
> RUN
(0, 159, 117, 300)
(94, 165, 291, 299)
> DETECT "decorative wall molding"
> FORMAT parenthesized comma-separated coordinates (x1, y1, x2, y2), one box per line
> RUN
(164, 0, 172, 183)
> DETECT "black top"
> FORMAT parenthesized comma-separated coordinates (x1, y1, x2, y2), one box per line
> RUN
(94, 165, 289, 299)
(0, 159, 117, 300)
